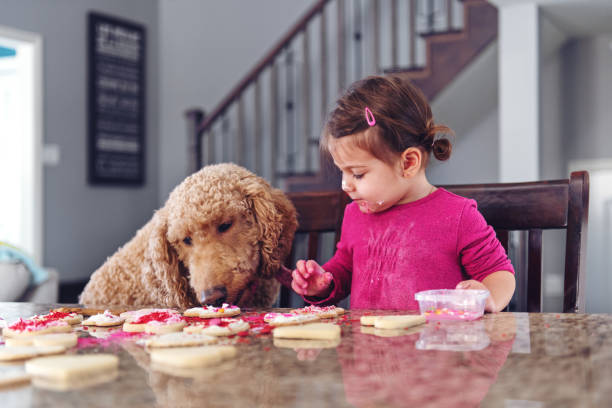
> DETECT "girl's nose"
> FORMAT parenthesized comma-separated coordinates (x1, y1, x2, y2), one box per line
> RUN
(341, 178, 354, 192)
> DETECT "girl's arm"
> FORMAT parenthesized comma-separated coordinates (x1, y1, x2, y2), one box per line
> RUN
(457, 271, 516, 313)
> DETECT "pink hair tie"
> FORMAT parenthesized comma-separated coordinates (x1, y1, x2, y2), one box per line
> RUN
(364, 107, 376, 126)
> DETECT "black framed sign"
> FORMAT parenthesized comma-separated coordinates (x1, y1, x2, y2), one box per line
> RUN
(88, 12, 145, 185)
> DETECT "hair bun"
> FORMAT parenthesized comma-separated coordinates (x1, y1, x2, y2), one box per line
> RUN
(432, 137, 452, 161)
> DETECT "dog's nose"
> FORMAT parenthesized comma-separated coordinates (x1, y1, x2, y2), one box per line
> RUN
(200, 286, 228, 307)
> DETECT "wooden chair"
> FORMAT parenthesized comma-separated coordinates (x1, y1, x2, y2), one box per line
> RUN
(282, 171, 589, 313)
(442, 171, 589, 313)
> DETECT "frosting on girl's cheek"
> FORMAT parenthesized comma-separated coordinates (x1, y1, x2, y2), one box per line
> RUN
(360, 200, 385, 213)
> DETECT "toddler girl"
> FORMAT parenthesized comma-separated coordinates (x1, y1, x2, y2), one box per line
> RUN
(289, 75, 515, 312)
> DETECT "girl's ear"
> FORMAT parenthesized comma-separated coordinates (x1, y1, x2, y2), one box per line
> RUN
(400, 147, 423, 177)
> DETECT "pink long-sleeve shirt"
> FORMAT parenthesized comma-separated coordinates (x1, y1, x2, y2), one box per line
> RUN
(308, 188, 514, 310)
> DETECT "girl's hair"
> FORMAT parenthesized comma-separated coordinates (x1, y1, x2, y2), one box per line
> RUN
(321, 75, 453, 165)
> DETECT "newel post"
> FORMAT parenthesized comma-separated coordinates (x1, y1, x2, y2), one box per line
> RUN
(185, 108, 205, 174)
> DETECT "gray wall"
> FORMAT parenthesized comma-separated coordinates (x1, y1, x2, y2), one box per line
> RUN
(0, 0, 160, 282)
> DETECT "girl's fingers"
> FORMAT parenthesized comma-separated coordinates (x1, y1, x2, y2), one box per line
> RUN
(296, 260, 307, 275)
(456, 281, 468, 289)
(316, 272, 332, 290)
(291, 280, 304, 295)
(305, 260, 320, 276)
(292, 270, 308, 289)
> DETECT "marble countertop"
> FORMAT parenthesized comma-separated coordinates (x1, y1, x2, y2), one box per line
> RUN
(1, 303, 611, 407)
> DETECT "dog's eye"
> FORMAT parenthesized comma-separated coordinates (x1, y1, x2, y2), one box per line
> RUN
(183, 237, 192, 246)
(217, 222, 232, 233)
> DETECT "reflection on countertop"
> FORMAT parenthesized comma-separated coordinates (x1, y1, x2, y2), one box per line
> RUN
(1, 303, 612, 407)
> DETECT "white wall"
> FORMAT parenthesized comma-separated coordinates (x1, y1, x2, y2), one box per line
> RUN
(0, 0, 160, 282)
(539, 13, 567, 311)
(428, 43, 500, 185)
(563, 35, 612, 312)
(563, 36, 612, 162)
(158, 0, 316, 200)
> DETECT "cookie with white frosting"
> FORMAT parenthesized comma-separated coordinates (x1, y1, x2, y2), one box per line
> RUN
(263, 313, 320, 327)
(82, 310, 125, 327)
(184, 304, 241, 318)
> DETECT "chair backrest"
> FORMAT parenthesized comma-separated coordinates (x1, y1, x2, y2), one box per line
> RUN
(283, 171, 589, 313)
(441, 171, 589, 313)
(281, 191, 351, 307)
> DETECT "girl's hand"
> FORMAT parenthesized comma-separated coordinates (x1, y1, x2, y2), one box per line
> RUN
(291, 260, 333, 298)
(456, 279, 497, 313)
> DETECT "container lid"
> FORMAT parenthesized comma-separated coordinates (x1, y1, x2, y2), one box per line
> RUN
(414, 289, 490, 303)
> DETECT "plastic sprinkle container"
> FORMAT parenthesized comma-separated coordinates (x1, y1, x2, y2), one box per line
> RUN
(415, 289, 490, 321)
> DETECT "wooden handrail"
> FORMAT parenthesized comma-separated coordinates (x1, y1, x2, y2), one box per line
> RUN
(197, 0, 331, 134)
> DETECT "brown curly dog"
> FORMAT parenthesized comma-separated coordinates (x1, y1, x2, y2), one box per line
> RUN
(79, 163, 297, 308)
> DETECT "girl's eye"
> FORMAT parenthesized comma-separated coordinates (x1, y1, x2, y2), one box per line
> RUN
(353, 173, 364, 180)
(183, 237, 192, 246)
(218, 222, 233, 233)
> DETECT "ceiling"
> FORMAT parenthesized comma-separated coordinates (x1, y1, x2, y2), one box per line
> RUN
(491, 0, 612, 37)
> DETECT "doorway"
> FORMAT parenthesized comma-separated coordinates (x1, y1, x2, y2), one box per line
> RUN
(569, 159, 612, 313)
(0, 26, 43, 263)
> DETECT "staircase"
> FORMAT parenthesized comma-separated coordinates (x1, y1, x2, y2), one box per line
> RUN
(185, 0, 497, 192)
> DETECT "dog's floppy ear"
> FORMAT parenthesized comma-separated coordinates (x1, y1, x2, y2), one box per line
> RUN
(142, 208, 193, 308)
(243, 176, 298, 279)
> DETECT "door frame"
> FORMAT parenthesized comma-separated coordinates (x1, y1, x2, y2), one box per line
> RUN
(0, 25, 43, 264)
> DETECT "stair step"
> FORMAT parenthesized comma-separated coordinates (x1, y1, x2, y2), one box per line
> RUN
(276, 171, 319, 179)
(419, 28, 464, 39)
(383, 65, 425, 74)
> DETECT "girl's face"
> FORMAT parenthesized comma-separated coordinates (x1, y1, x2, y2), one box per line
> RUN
(330, 136, 413, 214)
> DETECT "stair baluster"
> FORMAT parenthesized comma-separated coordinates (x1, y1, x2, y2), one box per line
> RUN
(184, 0, 495, 192)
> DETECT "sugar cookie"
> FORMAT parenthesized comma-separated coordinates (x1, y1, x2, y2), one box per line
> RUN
(143, 332, 218, 349)
(149, 345, 236, 368)
(263, 313, 320, 326)
(82, 310, 125, 327)
(3, 318, 72, 338)
(144, 320, 187, 334)
(25, 354, 119, 382)
(0, 371, 30, 389)
(359, 315, 377, 326)
(42, 311, 83, 325)
(183, 304, 241, 318)
(86, 326, 119, 339)
(119, 308, 157, 320)
(184, 319, 249, 336)
(291, 305, 345, 319)
(32, 333, 78, 348)
(273, 337, 341, 349)
(373, 315, 426, 330)
(123, 309, 184, 333)
(53, 306, 127, 317)
(273, 322, 341, 340)
(4, 337, 34, 347)
(0, 345, 66, 361)
(360, 325, 422, 337)
(32, 369, 118, 391)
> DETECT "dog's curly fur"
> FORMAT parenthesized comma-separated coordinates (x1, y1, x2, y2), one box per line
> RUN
(79, 163, 297, 308)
